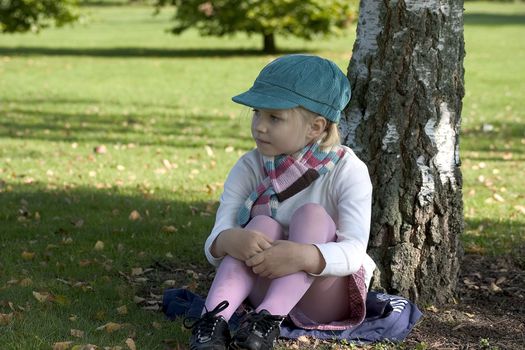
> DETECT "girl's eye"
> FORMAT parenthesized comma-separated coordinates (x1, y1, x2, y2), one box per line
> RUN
(270, 115, 281, 122)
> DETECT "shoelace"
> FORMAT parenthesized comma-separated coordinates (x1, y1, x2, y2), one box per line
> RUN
(183, 300, 230, 335)
(246, 312, 283, 337)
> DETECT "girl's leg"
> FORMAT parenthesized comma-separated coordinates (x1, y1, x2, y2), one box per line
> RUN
(254, 203, 347, 319)
(203, 215, 283, 320)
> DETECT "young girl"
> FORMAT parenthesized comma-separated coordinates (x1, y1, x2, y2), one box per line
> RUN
(187, 54, 375, 350)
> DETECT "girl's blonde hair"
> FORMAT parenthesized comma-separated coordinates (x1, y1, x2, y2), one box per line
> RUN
(294, 107, 341, 148)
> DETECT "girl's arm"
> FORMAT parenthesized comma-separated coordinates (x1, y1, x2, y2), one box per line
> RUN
(204, 151, 263, 266)
(312, 152, 374, 277)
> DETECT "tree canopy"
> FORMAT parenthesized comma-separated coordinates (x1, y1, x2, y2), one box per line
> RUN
(155, 0, 356, 52)
(0, 0, 78, 33)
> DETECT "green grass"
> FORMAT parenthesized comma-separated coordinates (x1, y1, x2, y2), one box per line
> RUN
(0, 1, 524, 349)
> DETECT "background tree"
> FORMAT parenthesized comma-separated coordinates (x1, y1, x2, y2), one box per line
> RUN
(0, 0, 78, 33)
(341, 0, 465, 304)
(155, 0, 356, 53)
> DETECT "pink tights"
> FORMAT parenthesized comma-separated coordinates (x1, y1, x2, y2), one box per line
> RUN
(204, 203, 350, 323)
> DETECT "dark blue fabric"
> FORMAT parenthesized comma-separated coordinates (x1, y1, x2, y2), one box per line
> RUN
(162, 289, 422, 344)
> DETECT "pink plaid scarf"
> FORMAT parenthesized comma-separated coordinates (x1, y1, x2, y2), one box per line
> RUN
(237, 142, 346, 226)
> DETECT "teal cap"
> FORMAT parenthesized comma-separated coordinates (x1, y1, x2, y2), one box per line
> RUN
(232, 54, 351, 124)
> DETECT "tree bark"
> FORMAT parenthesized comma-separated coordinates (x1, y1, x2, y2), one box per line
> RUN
(341, 0, 465, 304)
(263, 33, 276, 53)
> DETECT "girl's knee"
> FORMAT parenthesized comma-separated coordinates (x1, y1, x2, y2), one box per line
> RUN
(246, 215, 283, 241)
(289, 203, 336, 244)
(291, 203, 330, 222)
(247, 215, 280, 228)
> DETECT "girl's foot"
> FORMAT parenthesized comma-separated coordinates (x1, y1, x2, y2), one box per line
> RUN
(231, 309, 285, 350)
(185, 300, 231, 350)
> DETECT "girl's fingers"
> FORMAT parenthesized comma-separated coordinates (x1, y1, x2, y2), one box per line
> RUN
(246, 253, 264, 267)
(259, 239, 272, 250)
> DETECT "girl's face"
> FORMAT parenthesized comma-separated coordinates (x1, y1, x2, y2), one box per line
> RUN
(251, 108, 313, 156)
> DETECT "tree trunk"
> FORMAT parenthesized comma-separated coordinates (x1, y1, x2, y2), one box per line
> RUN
(263, 33, 276, 53)
(341, 0, 465, 304)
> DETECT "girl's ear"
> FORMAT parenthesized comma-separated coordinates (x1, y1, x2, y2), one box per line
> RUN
(308, 116, 327, 139)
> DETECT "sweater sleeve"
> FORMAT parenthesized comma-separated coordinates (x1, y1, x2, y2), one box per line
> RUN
(204, 152, 260, 266)
(313, 154, 373, 277)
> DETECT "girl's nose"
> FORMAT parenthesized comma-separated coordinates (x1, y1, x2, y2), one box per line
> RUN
(254, 119, 267, 133)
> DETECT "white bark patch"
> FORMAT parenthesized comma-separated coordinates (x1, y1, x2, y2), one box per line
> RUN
(404, 0, 439, 11)
(381, 122, 399, 152)
(352, 0, 382, 75)
(433, 102, 457, 188)
(417, 155, 435, 207)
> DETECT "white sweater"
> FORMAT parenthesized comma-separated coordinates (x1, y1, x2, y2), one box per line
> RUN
(205, 145, 376, 283)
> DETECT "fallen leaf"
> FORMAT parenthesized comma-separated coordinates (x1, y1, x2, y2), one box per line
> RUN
(129, 210, 142, 221)
(204, 145, 215, 158)
(73, 219, 84, 228)
(131, 267, 143, 276)
(71, 344, 97, 350)
(21, 251, 35, 260)
(0, 313, 14, 325)
(93, 241, 105, 251)
(493, 193, 505, 202)
(116, 305, 128, 315)
(297, 335, 310, 343)
(125, 338, 136, 350)
(161, 225, 177, 233)
(515, 205, 525, 215)
(162, 159, 173, 169)
(19, 278, 32, 287)
(53, 341, 73, 350)
(70, 329, 85, 338)
(96, 322, 122, 333)
(32, 291, 53, 303)
(489, 282, 502, 293)
(163, 280, 176, 287)
(425, 305, 439, 313)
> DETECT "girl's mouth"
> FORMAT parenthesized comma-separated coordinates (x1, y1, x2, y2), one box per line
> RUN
(256, 138, 271, 144)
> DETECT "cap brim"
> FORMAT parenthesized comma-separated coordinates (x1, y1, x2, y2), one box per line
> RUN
(232, 90, 299, 110)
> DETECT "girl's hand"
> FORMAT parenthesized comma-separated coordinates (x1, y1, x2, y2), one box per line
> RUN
(245, 240, 320, 278)
(212, 228, 273, 262)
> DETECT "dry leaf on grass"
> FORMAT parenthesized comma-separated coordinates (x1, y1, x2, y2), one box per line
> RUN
(53, 341, 73, 350)
(125, 338, 136, 350)
(0, 313, 14, 326)
(21, 251, 35, 260)
(93, 241, 105, 251)
(32, 291, 53, 303)
(129, 210, 142, 221)
(96, 322, 122, 333)
(70, 329, 84, 338)
(116, 306, 128, 315)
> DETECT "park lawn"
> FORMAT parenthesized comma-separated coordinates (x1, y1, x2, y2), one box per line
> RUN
(0, 1, 524, 349)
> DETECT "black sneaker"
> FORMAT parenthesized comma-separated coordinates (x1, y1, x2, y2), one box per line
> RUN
(231, 309, 285, 350)
(184, 300, 231, 350)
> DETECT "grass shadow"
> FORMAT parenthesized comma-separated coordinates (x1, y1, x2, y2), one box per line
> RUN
(461, 120, 525, 156)
(0, 98, 253, 149)
(0, 183, 217, 270)
(464, 12, 525, 26)
(0, 46, 313, 58)
(463, 217, 525, 255)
